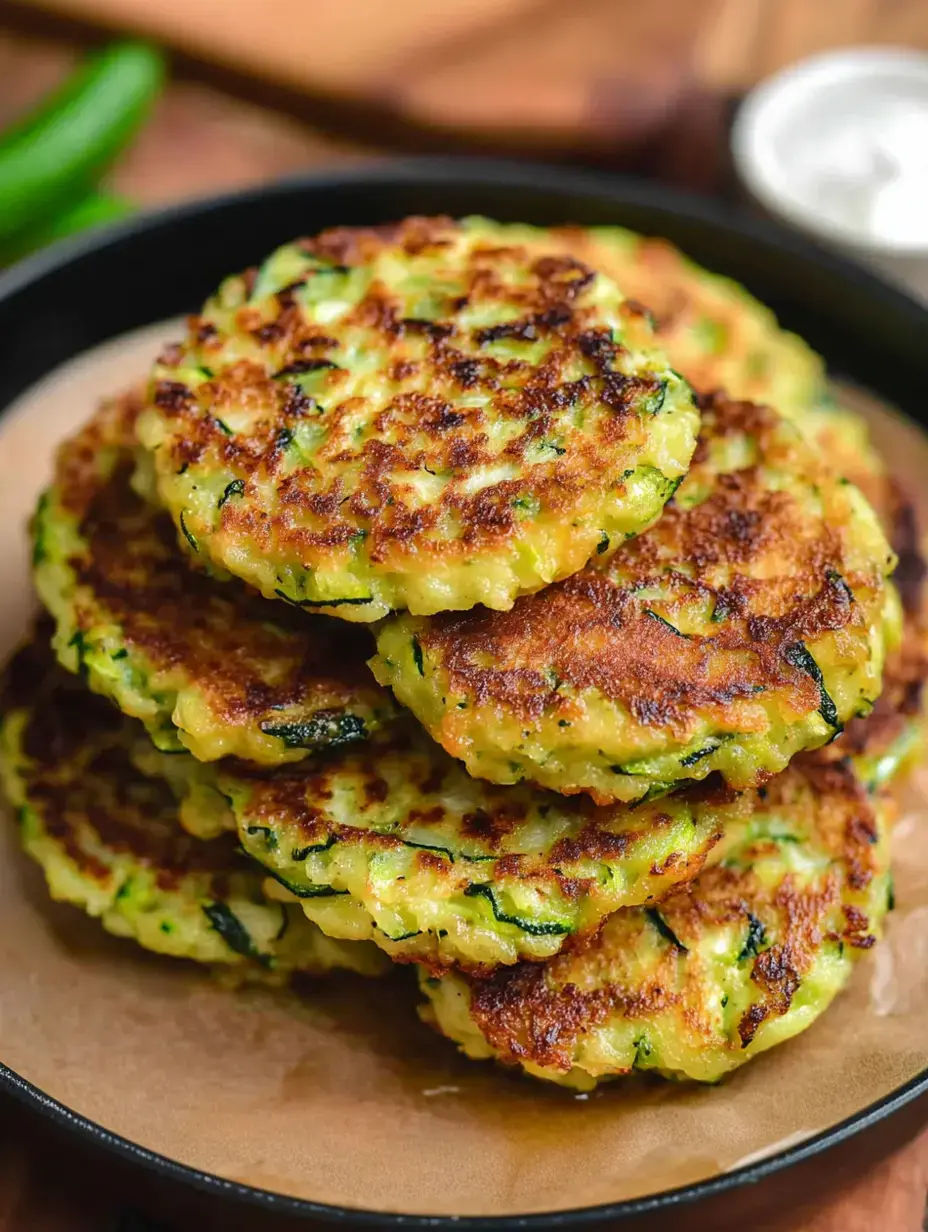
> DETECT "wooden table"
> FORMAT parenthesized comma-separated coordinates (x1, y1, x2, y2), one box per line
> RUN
(0, 4, 927, 1227)
(6, 0, 928, 155)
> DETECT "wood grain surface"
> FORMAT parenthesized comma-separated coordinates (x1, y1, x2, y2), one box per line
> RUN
(0, 4, 927, 1228)
(12, 0, 928, 152)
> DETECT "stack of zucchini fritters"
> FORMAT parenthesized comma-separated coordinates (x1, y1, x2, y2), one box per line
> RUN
(4, 217, 926, 1090)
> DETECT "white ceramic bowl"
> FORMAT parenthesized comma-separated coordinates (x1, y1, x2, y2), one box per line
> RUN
(732, 47, 928, 302)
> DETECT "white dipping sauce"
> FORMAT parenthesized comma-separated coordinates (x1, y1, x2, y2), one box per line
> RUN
(732, 48, 928, 301)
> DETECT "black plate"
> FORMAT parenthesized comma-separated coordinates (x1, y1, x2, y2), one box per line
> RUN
(1, 157, 927, 1229)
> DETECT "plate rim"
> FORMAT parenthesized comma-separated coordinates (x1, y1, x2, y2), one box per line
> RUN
(2, 1057, 927, 1227)
(2, 153, 928, 320)
(1, 154, 927, 1226)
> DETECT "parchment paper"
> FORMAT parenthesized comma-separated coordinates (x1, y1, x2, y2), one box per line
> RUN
(0, 329, 924, 1217)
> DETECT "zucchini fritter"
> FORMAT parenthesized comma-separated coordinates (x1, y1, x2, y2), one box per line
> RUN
(419, 752, 893, 1088)
(543, 223, 891, 499)
(236, 736, 750, 972)
(132, 599, 924, 983)
(134, 728, 749, 973)
(544, 224, 827, 420)
(373, 392, 898, 803)
(0, 640, 386, 978)
(32, 388, 396, 762)
(136, 216, 700, 621)
(418, 594, 928, 1087)
(825, 606, 928, 789)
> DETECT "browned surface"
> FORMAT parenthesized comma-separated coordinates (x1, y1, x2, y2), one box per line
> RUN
(409, 394, 873, 783)
(464, 755, 883, 1070)
(230, 728, 738, 971)
(48, 387, 394, 758)
(3, 638, 247, 884)
(149, 220, 672, 588)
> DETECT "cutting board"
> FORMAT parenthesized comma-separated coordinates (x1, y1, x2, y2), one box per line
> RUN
(20, 0, 928, 151)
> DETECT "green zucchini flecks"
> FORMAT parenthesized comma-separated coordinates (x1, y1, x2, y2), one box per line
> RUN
(260, 713, 368, 751)
(646, 907, 687, 950)
(463, 883, 572, 937)
(203, 901, 270, 966)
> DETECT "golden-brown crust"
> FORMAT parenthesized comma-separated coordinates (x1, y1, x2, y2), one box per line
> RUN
(414, 394, 869, 733)
(463, 757, 880, 1071)
(156, 349, 654, 569)
(5, 641, 244, 891)
(229, 720, 742, 973)
(552, 229, 702, 321)
(49, 389, 393, 747)
(238, 729, 729, 880)
(549, 227, 814, 403)
(147, 217, 679, 578)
